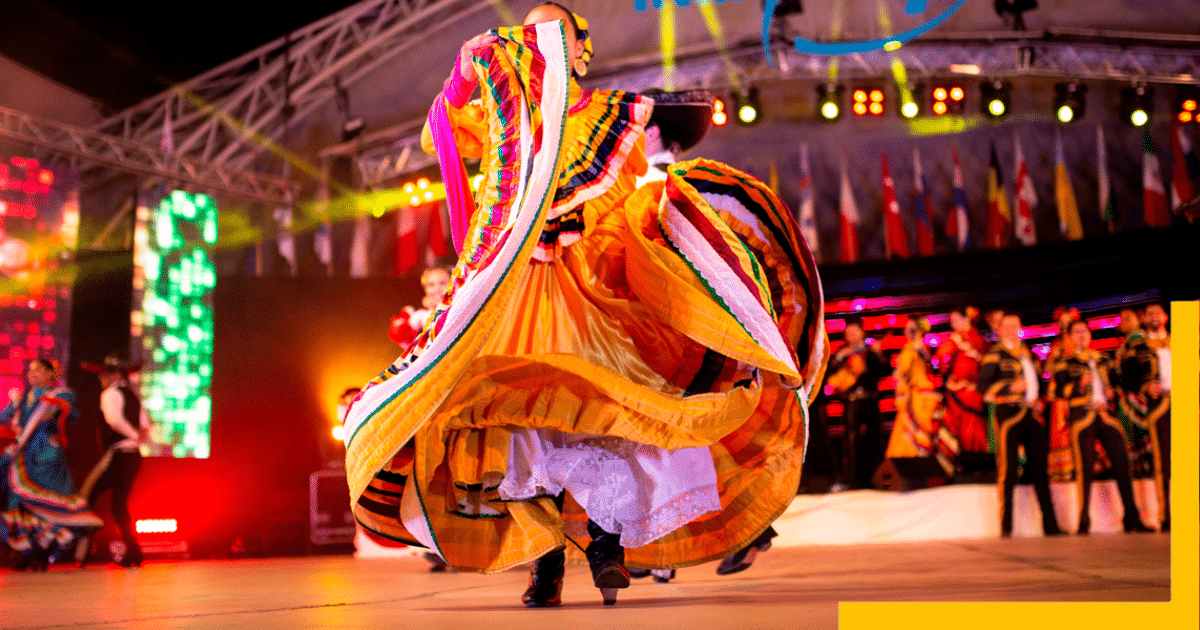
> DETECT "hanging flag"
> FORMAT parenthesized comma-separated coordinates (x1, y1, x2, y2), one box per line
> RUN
(986, 143, 1012, 249)
(1097, 126, 1116, 233)
(881, 154, 909, 259)
(273, 207, 296, 276)
(1012, 134, 1038, 246)
(429, 202, 449, 259)
(798, 144, 819, 261)
(1053, 129, 1084, 240)
(313, 222, 332, 274)
(395, 206, 418, 274)
(1143, 129, 1172, 228)
(949, 145, 970, 252)
(912, 147, 935, 256)
(349, 214, 370, 278)
(838, 158, 860, 264)
(1170, 122, 1198, 211)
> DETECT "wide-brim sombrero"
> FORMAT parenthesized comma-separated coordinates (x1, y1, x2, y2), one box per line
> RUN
(80, 355, 143, 375)
(641, 88, 715, 153)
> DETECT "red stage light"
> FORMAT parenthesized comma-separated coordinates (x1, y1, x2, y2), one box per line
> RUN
(136, 519, 178, 533)
(932, 87, 947, 101)
(950, 86, 965, 101)
(712, 98, 727, 126)
(869, 90, 884, 103)
(38, 170, 54, 185)
(1184, 99, 1198, 112)
(1181, 111, 1194, 124)
(933, 101, 948, 115)
(869, 102, 884, 115)
(853, 102, 868, 115)
(853, 89, 868, 103)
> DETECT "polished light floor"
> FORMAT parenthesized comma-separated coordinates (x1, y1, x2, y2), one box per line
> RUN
(0, 534, 1169, 630)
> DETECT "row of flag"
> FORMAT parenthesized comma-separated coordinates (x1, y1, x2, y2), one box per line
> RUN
(798, 124, 1199, 264)
(258, 124, 1198, 276)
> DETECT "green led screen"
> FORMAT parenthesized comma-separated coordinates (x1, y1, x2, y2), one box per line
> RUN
(131, 191, 217, 458)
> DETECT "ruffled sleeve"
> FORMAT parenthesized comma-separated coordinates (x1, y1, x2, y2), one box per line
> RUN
(421, 99, 489, 159)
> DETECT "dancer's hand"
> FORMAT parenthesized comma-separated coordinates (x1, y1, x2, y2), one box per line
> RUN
(7, 388, 18, 404)
(458, 33, 499, 80)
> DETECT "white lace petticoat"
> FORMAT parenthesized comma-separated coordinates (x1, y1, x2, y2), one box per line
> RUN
(497, 428, 722, 548)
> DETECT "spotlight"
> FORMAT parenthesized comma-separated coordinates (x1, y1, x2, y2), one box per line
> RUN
(981, 79, 1011, 119)
(817, 84, 843, 121)
(901, 100, 919, 119)
(931, 84, 965, 116)
(712, 98, 728, 126)
(1054, 82, 1087, 123)
(1175, 87, 1199, 124)
(851, 87, 885, 116)
(1121, 85, 1154, 127)
(897, 82, 922, 119)
(734, 89, 760, 125)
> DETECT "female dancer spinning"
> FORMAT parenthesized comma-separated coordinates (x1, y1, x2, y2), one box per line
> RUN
(344, 3, 825, 607)
(1, 359, 102, 570)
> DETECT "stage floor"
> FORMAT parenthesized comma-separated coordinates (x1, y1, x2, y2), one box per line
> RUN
(0, 534, 1168, 630)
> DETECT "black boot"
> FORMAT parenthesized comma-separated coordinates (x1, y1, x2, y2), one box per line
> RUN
(521, 548, 565, 608)
(585, 520, 629, 606)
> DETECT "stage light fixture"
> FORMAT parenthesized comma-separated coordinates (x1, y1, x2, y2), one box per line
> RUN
(332, 424, 346, 441)
(712, 98, 728, 126)
(931, 84, 965, 116)
(1054, 82, 1087, 123)
(817, 84, 843, 121)
(1176, 87, 1199, 124)
(981, 79, 1011, 119)
(897, 82, 922, 119)
(994, 0, 1039, 30)
(1121, 85, 1154, 127)
(735, 89, 761, 125)
(901, 100, 919, 119)
(851, 87, 884, 117)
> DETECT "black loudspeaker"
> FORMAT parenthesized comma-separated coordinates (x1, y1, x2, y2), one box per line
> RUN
(310, 469, 355, 545)
(872, 457, 949, 491)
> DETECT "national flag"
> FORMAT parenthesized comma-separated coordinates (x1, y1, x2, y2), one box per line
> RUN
(429, 202, 449, 259)
(273, 207, 296, 275)
(912, 147, 935, 256)
(1170, 122, 1198, 211)
(986, 143, 1012, 249)
(395, 206, 418, 274)
(881, 154, 909, 259)
(798, 144, 819, 261)
(1012, 134, 1038, 246)
(349, 214, 370, 278)
(1142, 129, 1172, 228)
(949, 145, 970, 251)
(1053, 129, 1084, 240)
(1097, 126, 1116, 233)
(838, 158, 860, 264)
(313, 222, 332, 276)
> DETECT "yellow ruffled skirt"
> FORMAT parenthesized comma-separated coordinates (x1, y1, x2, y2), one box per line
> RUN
(352, 164, 824, 573)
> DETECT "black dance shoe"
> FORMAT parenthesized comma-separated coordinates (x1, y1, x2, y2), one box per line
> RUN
(1077, 517, 1090, 536)
(716, 526, 777, 576)
(1124, 520, 1154, 534)
(586, 520, 629, 606)
(628, 568, 652, 579)
(521, 548, 565, 608)
(116, 548, 143, 569)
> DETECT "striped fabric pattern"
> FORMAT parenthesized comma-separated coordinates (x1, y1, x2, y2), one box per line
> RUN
(344, 20, 572, 551)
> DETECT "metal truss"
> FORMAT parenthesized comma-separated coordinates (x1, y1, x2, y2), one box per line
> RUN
(90, 0, 489, 180)
(586, 32, 1200, 93)
(0, 105, 294, 205)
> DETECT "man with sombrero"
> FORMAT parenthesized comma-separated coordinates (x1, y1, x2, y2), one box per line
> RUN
(80, 355, 149, 568)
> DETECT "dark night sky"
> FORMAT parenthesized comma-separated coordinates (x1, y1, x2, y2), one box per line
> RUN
(0, 0, 361, 111)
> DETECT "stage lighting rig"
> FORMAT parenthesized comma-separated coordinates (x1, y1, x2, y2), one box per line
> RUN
(1121, 85, 1153, 127)
(817, 84, 843, 121)
(994, 0, 1038, 31)
(1176, 87, 1199, 124)
(981, 79, 1012, 119)
(1054, 82, 1087, 123)
(931, 84, 965, 116)
(851, 88, 885, 117)
(735, 88, 761, 125)
(712, 97, 729, 126)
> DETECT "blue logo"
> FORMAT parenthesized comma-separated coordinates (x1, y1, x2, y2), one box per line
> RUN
(634, 0, 968, 63)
